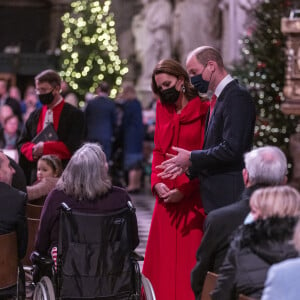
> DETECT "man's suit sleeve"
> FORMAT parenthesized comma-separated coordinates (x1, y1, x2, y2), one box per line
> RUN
(190, 87, 255, 173)
(191, 215, 217, 299)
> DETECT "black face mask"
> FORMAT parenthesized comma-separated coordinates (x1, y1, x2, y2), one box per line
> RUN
(191, 73, 210, 94)
(159, 86, 180, 105)
(39, 89, 54, 105)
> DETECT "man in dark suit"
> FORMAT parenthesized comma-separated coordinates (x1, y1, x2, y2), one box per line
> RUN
(84, 81, 117, 161)
(190, 146, 288, 299)
(17, 69, 85, 184)
(157, 46, 256, 213)
(0, 151, 27, 259)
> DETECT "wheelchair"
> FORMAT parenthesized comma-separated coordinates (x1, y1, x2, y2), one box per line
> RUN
(32, 202, 155, 299)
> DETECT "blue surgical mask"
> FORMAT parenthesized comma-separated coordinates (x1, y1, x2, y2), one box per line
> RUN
(244, 212, 255, 225)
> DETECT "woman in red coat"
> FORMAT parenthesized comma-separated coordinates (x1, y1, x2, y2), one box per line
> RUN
(142, 59, 209, 299)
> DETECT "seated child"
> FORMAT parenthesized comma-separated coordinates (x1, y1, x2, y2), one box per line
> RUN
(27, 155, 62, 205)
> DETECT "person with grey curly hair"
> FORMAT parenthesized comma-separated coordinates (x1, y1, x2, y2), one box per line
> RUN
(35, 143, 139, 257)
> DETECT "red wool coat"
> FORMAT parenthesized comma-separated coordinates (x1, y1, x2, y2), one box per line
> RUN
(143, 96, 209, 300)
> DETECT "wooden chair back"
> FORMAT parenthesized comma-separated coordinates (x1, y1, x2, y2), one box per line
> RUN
(201, 271, 218, 300)
(239, 294, 256, 300)
(26, 203, 43, 219)
(22, 218, 40, 266)
(0, 231, 18, 289)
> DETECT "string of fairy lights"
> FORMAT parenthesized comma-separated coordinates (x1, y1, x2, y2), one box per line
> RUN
(60, 0, 128, 102)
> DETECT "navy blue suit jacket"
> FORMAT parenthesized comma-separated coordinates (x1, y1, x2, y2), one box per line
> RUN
(190, 80, 256, 213)
(85, 96, 117, 160)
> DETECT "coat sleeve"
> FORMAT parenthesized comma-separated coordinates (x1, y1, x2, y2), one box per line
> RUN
(18, 110, 40, 161)
(48, 105, 85, 157)
(191, 215, 217, 299)
(210, 237, 239, 300)
(261, 265, 283, 300)
(150, 103, 165, 192)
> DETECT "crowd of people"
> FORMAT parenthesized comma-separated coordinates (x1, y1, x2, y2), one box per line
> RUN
(0, 45, 300, 300)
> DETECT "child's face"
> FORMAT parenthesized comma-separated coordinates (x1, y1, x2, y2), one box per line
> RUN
(37, 159, 56, 181)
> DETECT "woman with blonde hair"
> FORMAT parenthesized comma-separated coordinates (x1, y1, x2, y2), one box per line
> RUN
(211, 185, 300, 300)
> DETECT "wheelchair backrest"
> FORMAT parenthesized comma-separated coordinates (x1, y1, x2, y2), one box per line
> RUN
(57, 202, 137, 299)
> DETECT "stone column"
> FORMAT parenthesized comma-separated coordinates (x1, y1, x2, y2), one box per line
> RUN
(48, 0, 71, 54)
(281, 11, 300, 189)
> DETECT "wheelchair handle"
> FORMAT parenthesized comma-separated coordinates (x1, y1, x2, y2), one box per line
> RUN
(61, 202, 71, 212)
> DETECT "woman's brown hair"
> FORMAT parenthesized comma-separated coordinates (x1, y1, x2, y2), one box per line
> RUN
(151, 59, 198, 101)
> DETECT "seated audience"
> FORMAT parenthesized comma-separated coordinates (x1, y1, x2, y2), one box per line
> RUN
(211, 185, 300, 300)
(191, 146, 287, 299)
(35, 143, 139, 262)
(9, 85, 22, 103)
(27, 154, 62, 204)
(0, 114, 20, 149)
(0, 79, 22, 123)
(261, 217, 300, 300)
(0, 104, 14, 128)
(21, 89, 41, 123)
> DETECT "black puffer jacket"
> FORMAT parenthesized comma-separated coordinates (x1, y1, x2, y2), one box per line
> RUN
(211, 217, 298, 300)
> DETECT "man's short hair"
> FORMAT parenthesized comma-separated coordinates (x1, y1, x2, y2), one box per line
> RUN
(187, 46, 224, 69)
(35, 69, 61, 88)
(97, 81, 110, 94)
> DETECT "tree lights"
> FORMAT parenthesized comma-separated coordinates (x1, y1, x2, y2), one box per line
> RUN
(60, 0, 128, 100)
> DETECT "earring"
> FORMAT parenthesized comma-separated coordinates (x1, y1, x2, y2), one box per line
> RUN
(182, 85, 186, 93)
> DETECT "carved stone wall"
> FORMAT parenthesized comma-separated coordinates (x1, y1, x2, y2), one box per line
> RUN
(0, 0, 254, 104)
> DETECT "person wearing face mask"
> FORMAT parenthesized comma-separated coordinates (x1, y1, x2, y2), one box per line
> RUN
(191, 146, 288, 300)
(17, 69, 85, 184)
(142, 59, 209, 300)
(156, 46, 256, 214)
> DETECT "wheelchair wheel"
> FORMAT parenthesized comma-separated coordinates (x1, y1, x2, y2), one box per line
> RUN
(141, 274, 156, 300)
(33, 276, 55, 300)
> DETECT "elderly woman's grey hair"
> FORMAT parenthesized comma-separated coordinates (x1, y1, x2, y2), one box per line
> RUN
(56, 143, 112, 200)
(244, 146, 287, 186)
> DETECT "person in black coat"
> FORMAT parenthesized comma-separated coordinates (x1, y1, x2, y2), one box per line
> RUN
(211, 186, 300, 300)
(191, 146, 288, 299)
(155, 46, 256, 213)
(0, 151, 27, 259)
(17, 69, 85, 184)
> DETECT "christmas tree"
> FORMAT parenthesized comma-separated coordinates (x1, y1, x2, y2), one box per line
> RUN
(232, 0, 299, 172)
(60, 0, 128, 101)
